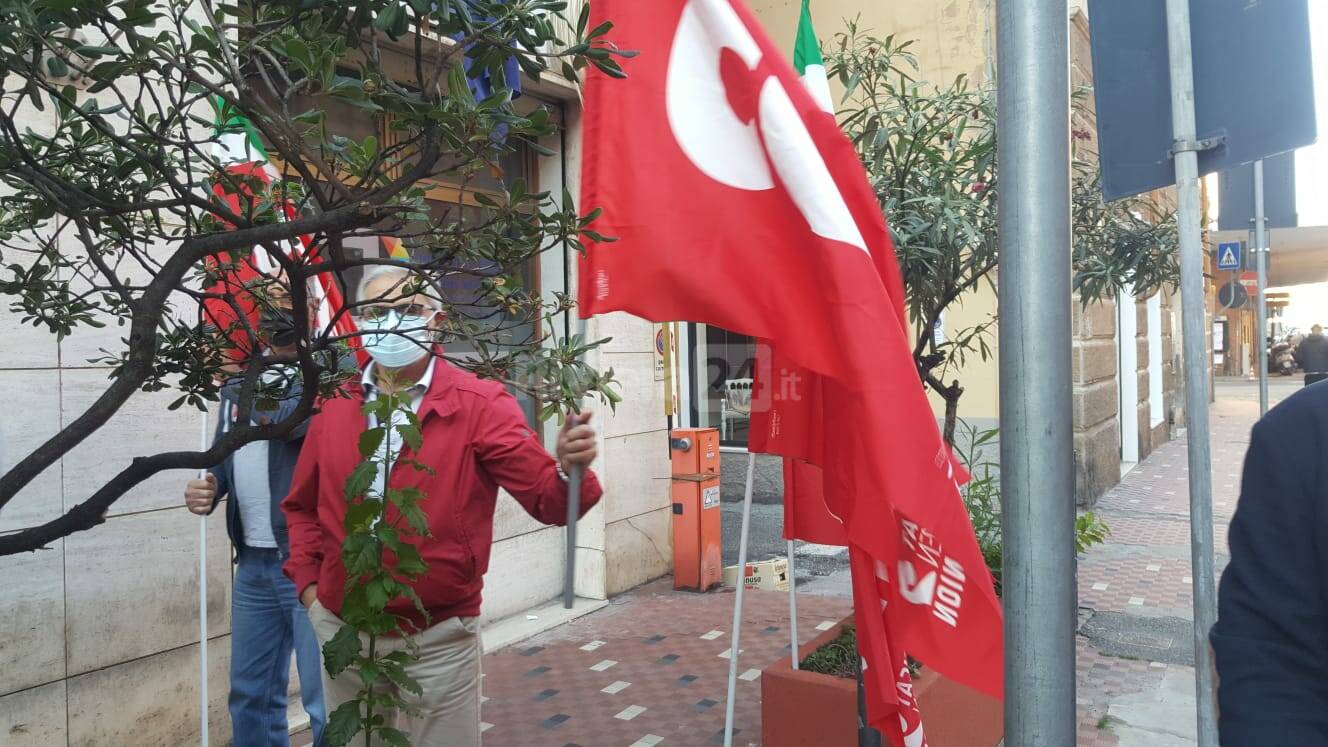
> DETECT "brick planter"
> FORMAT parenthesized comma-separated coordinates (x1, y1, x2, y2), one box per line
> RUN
(761, 618, 1003, 746)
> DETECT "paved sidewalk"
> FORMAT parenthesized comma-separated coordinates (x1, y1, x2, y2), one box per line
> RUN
(1074, 378, 1296, 746)
(480, 580, 851, 746)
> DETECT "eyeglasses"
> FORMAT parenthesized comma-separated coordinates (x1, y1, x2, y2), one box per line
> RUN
(355, 303, 436, 322)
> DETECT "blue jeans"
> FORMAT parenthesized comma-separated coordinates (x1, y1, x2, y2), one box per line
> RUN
(230, 547, 326, 746)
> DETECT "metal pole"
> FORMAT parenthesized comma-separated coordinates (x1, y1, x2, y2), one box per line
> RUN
(787, 539, 799, 670)
(722, 452, 756, 747)
(996, 1, 1076, 744)
(856, 659, 883, 747)
(563, 462, 582, 609)
(564, 325, 587, 610)
(1254, 160, 1270, 415)
(1164, 0, 1220, 743)
(198, 410, 210, 747)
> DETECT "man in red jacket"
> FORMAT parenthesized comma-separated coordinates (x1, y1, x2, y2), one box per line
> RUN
(282, 266, 602, 745)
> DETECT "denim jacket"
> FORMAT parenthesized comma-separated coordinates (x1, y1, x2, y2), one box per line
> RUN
(206, 374, 312, 558)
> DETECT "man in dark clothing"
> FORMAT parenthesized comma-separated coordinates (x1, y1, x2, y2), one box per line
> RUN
(1294, 324, 1328, 385)
(1211, 382, 1328, 742)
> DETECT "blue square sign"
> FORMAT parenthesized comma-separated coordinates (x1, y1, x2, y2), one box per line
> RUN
(1216, 242, 1243, 271)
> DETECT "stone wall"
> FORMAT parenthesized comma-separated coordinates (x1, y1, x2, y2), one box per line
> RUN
(0, 217, 234, 744)
(592, 312, 674, 597)
(1072, 299, 1123, 507)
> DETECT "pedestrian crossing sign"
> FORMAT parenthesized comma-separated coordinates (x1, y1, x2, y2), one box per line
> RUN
(1216, 242, 1243, 271)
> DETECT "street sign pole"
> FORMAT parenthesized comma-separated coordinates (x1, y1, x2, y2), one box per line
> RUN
(997, 1, 1076, 744)
(1254, 159, 1270, 415)
(1164, 1, 1219, 744)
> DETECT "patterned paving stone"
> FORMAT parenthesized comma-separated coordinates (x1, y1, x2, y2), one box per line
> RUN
(480, 579, 851, 746)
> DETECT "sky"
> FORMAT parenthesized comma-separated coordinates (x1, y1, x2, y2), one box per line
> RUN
(1292, 0, 1328, 227)
(1265, 2, 1328, 330)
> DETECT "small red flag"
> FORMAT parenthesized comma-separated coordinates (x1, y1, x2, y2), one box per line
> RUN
(577, 0, 1004, 725)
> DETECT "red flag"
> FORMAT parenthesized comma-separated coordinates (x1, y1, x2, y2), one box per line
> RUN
(203, 129, 362, 364)
(851, 546, 928, 747)
(577, 0, 1004, 719)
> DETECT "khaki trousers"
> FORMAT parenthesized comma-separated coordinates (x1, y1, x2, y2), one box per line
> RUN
(308, 600, 483, 746)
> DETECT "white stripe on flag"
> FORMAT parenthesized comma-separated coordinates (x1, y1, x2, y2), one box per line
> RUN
(800, 65, 834, 113)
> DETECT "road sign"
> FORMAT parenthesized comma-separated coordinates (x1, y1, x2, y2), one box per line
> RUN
(1088, 0, 1317, 201)
(1219, 152, 1298, 231)
(1218, 281, 1249, 310)
(1240, 271, 1259, 291)
(1216, 242, 1243, 271)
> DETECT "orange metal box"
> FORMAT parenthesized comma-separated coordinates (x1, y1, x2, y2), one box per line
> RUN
(670, 428, 720, 477)
(671, 476, 723, 592)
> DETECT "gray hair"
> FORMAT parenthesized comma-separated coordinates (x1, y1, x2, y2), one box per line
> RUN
(355, 265, 443, 310)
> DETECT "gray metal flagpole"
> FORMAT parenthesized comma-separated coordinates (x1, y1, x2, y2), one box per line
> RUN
(787, 539, 799, 670)
(722, 452, 757, 747)
(996, 0, 1077, 744)
(1254, 159, 1270, 416)
(564, 317, 587, 610)
(198, 409, 211, 747)
(1164, 0, 1219, 742)
(563, 459, 582, 609)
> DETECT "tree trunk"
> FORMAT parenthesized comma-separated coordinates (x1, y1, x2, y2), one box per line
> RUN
(941, 382, 963, 447)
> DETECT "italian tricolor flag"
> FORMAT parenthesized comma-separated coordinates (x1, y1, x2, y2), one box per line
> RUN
(205, 103, 362, 360)
(794, 0, 833, 113)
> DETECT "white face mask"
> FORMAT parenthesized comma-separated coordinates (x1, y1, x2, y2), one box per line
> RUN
(360, 310, 434, 369)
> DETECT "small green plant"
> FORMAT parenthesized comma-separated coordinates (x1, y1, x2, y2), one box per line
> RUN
(799, 625, 921, 680)
(799, 624, 860, 679)
(1097, 715, 1114, 731)
(952, 421, 1112, 596)
(322, 389, 433, 747)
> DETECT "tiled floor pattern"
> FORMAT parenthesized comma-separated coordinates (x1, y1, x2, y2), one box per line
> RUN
(479, 580, 852, 746)
(1075, 635, 1170, 747)
(1073, 385, 1274, 745)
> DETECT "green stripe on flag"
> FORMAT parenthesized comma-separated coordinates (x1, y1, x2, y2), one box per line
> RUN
(794, 0, 825, 75)
(794, 0, 834, 113)
(211, 96, 269, 162)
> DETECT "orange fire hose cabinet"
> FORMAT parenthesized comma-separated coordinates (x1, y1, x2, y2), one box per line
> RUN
(669, 428, 722, 592)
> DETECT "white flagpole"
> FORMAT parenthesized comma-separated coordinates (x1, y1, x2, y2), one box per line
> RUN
(787, 539, 799, 670)
(722, 452, 757, 747)
(198, 409, 211, 747)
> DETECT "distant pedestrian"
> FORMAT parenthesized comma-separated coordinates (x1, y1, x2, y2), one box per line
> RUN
(1211, 382, 1328, 742)
(1294, 324, 1328, 385)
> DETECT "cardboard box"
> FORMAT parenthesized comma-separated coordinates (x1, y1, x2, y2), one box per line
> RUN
(723, 557, 790, 592)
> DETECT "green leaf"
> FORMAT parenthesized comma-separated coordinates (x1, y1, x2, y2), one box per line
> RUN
(393, 543, 428, 577)
(76, 45, 122, 58)
(394, 423, 422, 452)
(321, 624, 362, 677)
(359, 428, 386, 458)
(364, 577, 391, 610)
(344, 498, 383, 531)
(323, 701, 363, 747)
(378, 726, 413, 747)
(344, 461, 378, 500)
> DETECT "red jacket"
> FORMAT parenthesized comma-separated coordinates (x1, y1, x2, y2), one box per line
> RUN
(281, 360, 602, 629)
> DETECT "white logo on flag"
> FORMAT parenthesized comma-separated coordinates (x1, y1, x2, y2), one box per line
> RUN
(898, 561, 937, 606)
(665, 0, 869, 254)
(900, 518, 968, 628)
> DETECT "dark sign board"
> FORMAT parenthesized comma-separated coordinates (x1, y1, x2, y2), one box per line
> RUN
(1088, 0, 1316, 202)
(1218, 151, 1298, 231)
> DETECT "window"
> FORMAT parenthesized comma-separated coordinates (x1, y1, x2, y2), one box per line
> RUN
(701, 325, 756, 447)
